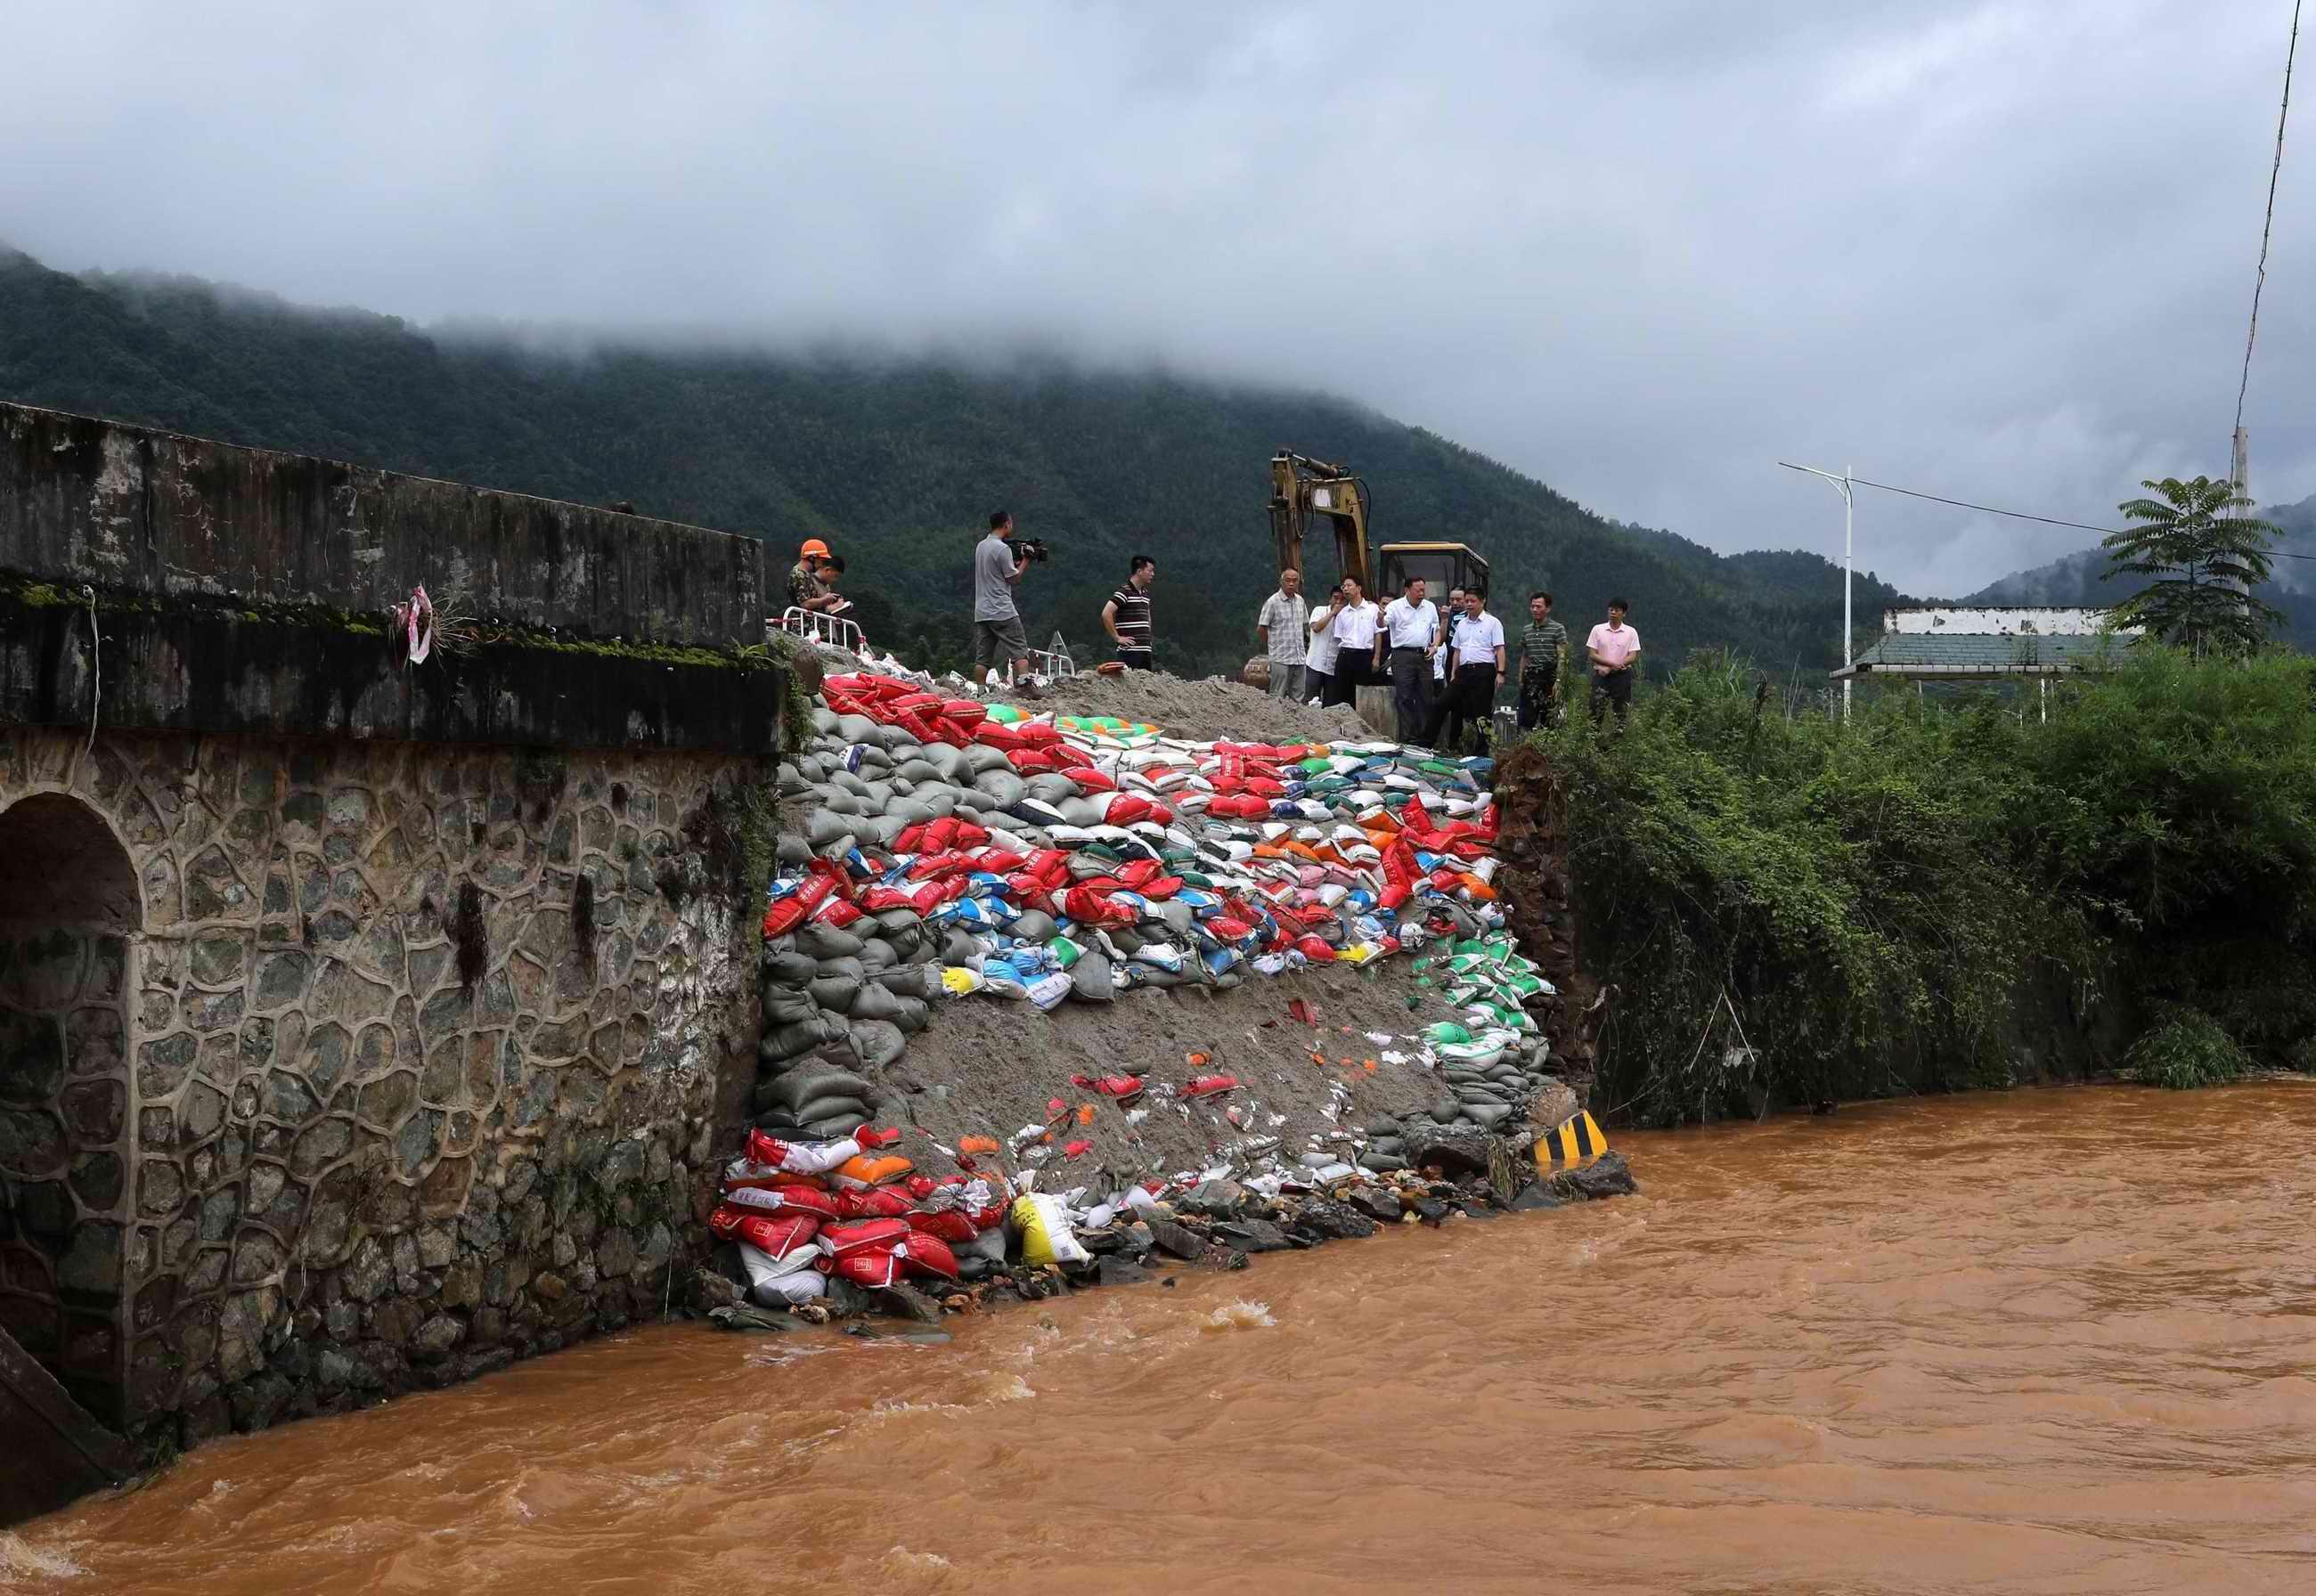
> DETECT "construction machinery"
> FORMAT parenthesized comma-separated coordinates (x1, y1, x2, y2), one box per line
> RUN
(1267, 450, 1492, 598)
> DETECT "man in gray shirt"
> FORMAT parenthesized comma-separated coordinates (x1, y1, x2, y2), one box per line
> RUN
(972, 509, 1032, 684)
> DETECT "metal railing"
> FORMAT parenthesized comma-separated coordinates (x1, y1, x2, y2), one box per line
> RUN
(768, 607, 865, 654)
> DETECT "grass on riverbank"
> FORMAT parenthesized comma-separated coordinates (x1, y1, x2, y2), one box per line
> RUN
(1534, 647, 2316, 1123)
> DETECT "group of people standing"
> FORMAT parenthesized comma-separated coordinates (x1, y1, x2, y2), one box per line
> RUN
(1256, 570, 1641, 750)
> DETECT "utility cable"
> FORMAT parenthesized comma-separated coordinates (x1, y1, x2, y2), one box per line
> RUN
(2234, 0, 2302, 457)
(1829, 472, 2316, 562)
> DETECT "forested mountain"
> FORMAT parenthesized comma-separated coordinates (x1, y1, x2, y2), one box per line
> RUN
(1969, 492, 2316, 641)
(0, 247, 1904, 679)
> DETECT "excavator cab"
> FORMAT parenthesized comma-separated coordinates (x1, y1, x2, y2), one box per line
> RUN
(1268, 450, 1492, 599)
(1377, 542, 1492, 604)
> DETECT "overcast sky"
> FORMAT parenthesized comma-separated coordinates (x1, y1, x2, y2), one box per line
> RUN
(4, 0, 2308, 595)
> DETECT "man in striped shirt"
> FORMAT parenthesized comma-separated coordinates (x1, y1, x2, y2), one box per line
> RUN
(1518, 590, 1568, 730)
(1103, 554, 1156, 670)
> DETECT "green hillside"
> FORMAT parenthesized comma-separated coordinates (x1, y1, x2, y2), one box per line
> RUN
(0, 248, 1904, 679)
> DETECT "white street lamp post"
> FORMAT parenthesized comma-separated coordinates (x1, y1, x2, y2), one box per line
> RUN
(1779, 460, 1855, 720)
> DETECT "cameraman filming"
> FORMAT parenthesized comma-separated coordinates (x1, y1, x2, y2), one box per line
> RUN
(972, 509, 1034, 687)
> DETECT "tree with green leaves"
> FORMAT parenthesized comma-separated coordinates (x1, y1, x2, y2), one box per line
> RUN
(2101, 476, 2283, 656)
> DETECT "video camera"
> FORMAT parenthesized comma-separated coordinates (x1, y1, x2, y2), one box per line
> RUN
(1007, 537, 1052, 565)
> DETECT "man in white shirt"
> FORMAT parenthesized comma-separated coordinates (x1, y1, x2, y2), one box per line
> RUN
(1326, 575, 1381, 707)
(1305, 577, 1345, 704)
(1586, 596, 1642, 726)
(1423, 587, 1507, 753)
(1254, 567, 1309, 700)
(1374, 575, 1440, 744)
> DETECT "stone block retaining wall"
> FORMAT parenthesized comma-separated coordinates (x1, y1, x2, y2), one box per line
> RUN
(0, 726, 766, 1446)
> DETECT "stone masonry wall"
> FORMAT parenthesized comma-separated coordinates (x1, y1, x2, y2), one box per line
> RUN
(0, 725, 768, 1446)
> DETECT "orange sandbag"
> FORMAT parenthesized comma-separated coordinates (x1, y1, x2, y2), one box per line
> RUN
(832, 1154, 915, 1190)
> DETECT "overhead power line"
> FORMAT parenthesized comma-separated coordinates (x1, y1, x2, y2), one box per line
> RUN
(2234, 0, 2302, 454)
(1817, 468, 2316, 563)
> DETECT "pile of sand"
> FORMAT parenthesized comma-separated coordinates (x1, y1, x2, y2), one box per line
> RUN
(1044, 669, 1374, 745)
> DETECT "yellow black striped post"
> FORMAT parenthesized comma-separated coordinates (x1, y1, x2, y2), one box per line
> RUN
(1534, 1110, 1607, 1171)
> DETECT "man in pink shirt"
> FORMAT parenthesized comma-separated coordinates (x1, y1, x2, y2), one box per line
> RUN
(1586, 598, 1641, 726)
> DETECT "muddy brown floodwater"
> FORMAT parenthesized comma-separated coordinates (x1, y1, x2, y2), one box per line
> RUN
(11, 1084, 2316, 1595)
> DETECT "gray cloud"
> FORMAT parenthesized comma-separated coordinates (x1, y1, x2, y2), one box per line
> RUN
(4, 0, 2308, 595)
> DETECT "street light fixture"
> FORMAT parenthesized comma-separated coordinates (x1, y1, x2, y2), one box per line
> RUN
(1779, 460, 1854, 719)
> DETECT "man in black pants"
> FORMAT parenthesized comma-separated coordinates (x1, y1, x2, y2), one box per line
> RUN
(1103, 554, 1156, 670)
(1587, 597, 1641, 726)
(1423, 587, 1506, 753)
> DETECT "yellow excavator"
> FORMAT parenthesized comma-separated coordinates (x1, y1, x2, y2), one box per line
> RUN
(1267, 450, 1492, 598)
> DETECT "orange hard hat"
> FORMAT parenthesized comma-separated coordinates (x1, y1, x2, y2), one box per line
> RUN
(800, 538, 831, 559)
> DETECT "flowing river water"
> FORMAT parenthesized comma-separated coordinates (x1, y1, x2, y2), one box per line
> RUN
(9, 1083, 2316, 1594)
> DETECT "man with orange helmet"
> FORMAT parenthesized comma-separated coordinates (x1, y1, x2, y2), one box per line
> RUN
(787, 537, 837, 616)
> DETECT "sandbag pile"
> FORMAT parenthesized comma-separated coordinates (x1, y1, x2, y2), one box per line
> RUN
(762, 674, 1545, 1080)
(710, 1128, 1012, 1305)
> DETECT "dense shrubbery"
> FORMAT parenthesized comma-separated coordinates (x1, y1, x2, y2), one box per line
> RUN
(1543, 647, 2316, 1121)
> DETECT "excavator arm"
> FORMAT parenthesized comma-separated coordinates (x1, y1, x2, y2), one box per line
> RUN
(1268, 451, 1374, 592)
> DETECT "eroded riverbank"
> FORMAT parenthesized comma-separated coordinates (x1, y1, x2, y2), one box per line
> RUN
(12, 1083, 2316, 1594)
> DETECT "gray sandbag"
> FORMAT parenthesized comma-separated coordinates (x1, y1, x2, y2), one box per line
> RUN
(1100, 924, 1144, 955)
(973, 770, 1027, 809)
(1069, 951, 1116, 1003)
(811, 707, 841, 736)
(888, 797, 937, 827)
(850, 1019, 908, 1069)
(778, 764, 811, 797)
(922, 745, 966, 782)
(807, 808, 857, 844)
(849, 981, 908, 1022)
(963, 745, 1010, 776)
(941, 930, 985, 966)
(775, 833, 813, 867)
(864, 814, 911, 850)
(761, 1012, 851, 1063)
(834, 714, 880, 745)
(830, 770, 873, 797)
(762, 987, 818, 1027)
(1133, 966, 1191, 989)
(895, 758, 940, 785)
(1009, 909, 1059, 944)
(762, 950, 818, 989)
(1155, 900, 1195, 940)
(869, 725, 918, 753)
(810, 974, 863, 1012)
(889, 997, 931, 1035)
(867, 928, 915, 965)
(871, 907, 923, 938)
(874, 965, 942, 999)
(953, 787, 999, 814)
(917, 789, 958, 820)
(761, 1065, 874, 1115)
(795, 753, 829, 782)
(1026, 773, 1081, 806)
(1012, 799, 1069, 828)
(802, 1112, 870, 1139)
(752, 1073, 870, 1118)
(978, 810, 1031, 836)
(815, 955, 868, 981)
(1057, 796, 1107, 827)
(795, 923, 865, 959)
(860, 779, 896, 810)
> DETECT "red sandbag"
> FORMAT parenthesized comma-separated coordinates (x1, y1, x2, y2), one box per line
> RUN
(942, 700, 989, 728)
(922, 817, 960, 852)
(762, 898, 807, 938)
(906, 1209, 980, 1245)
(1065, 766, 1116, 794)
(831, 1186, 917, 1219)
(1139, 875, 1184, 900)
(1047, 743, 1095, 770)
(888, 691, 941, 713)
(1294, 933, 1340, 962)
(974, 722, 1027, 751)
(1007, 748, 1059, 774)
(1117, 859, 1162, 888)
(1103, 794, 1154, 826)
(811, 897, 863, 927)
(709, 1208, 821, 1259)
(823, 673, 875, 696)
(1015, 721, 1063, 747)
(896, 709, 944, 744)
(899, 1233, 961, 1280)
(822, 1218, 912, 1256)
(717, 1185, 837, 1219)
(860, 675, 917, 701)
(828, 1247, 902, 1288)
(1062, 885, 1133, 925)
(952, 820, 991, 848)
(1206, 916, 1253, 942)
